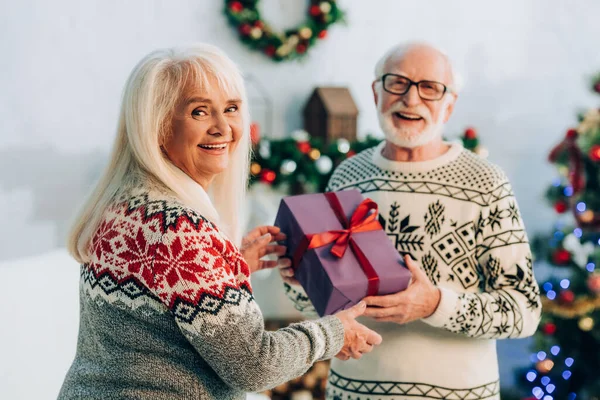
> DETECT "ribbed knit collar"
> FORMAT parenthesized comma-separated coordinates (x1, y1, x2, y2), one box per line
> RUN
(372, 140, 463, 173)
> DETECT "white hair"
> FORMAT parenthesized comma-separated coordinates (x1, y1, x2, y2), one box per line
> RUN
(374, 42, 463, 93)
(68, 44, 251, 263)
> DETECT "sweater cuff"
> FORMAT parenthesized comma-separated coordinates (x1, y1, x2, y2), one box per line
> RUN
(316, 315, 345, 360)
(421, 287, 459, 328)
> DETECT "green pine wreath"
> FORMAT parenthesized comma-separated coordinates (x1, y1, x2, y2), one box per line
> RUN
(224, 0, 345, 62)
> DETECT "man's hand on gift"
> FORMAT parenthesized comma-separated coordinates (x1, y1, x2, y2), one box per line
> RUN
(335, 301, 383, 360)
(240, 226, 288, 274)
(277, 256, 300, 285)
(362, 255, 441, 324)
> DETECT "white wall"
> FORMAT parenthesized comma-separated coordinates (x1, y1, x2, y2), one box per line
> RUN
(2, 0, 600, 260)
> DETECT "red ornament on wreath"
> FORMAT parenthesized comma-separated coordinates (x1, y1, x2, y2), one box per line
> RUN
(297, 141, 311, 154)
(296, 44, 307, 54)
(558, 290, 575, 304)
(552, 249, 571, 265)
(594, 81, 600, 94)
(229, 1, 243, 13)
(224, 1, 345, 61)
(542, 322, 557, 335)
(554, 201, 568, 214)
(239, 23, 252, 36)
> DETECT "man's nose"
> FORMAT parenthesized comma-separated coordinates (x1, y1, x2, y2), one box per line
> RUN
(401, 85, 422, 107)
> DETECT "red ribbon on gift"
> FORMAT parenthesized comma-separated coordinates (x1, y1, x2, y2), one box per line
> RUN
(548, 130, 585, 194)
(292, 192, 382, 296)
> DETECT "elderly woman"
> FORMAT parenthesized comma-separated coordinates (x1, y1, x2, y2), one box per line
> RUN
(58, 44, 381, 400)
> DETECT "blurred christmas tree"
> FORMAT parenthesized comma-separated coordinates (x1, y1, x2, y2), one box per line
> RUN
(514, 74, 600, 400)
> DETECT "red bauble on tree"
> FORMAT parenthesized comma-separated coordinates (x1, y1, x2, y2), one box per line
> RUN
(594, 81, 600, 94)
(552, 249, 571, 265)
(464, 127, 477, 140)
(565, 128, 578, 139)
(297, 141, 311, 154)
(229, 1, 243, 13)
(589, 145, 600, 162)
(309, 5, 321, 16)
(558, 290, 575, 304)
(260, 169, 276, 184)
(542, 322, 557, 335)
(554, 201, 568, 214)
(318, 30, 327, 39)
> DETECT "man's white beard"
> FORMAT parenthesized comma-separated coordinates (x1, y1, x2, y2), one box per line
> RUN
(377, 101, 446, 149)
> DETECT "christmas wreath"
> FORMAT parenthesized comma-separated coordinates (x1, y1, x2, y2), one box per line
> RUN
(224, 0, 345, 62)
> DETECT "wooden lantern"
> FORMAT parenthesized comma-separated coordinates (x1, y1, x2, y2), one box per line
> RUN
(303, 87, 359, 144)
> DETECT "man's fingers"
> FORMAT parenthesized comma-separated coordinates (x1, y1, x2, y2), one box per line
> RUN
(282, 276, 301, 286)
(363, 306, 397, 319)
(404, 255, 424, 280)
(279, 266, 295, 277)
(277, 258, 292, 269)
(363, 293, 401, 308)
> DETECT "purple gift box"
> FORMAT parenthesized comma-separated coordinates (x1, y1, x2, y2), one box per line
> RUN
(274, 189, 412, 317)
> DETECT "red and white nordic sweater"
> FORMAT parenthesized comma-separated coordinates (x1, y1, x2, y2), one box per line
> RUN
(59, 177, 344, 400)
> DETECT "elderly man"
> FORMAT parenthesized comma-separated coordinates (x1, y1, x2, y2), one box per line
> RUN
(280, 42, 541, 400)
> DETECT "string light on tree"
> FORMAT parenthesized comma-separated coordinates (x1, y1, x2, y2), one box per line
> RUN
(337, 138, 351, 154)
(280, 160, 297, 176)
(578, 316, 594, 331)
(315, 155, 333, 174)
(309, 149, 321, 161)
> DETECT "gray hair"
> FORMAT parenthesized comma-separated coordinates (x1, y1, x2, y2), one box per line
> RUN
(374, 42, 463, 93)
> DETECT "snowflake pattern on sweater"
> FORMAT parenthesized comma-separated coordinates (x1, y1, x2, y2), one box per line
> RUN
(284, 141, 541, 400)
(59, 180, 344, 400)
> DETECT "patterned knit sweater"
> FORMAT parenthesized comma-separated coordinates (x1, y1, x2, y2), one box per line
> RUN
(59, 177, 344, 400)
(284, 141, 541, 400)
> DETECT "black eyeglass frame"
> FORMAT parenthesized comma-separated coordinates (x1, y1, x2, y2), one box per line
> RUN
(377, 73, 454, 101)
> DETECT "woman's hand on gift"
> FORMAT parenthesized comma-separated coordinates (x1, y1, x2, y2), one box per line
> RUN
(334, 301, 383, 360)
(362, 255, 441, 324)
(240, 226, 287, 274)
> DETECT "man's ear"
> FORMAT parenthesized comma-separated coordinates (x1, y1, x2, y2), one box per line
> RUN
(443, 96, 457, 123)
(372, 81, 379, 106)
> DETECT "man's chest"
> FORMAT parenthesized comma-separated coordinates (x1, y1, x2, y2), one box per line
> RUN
(366, 190, 485, 291)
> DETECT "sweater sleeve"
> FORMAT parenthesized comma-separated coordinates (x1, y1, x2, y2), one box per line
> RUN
(422, 174, 542, 339)
(150, 213, 344, 393)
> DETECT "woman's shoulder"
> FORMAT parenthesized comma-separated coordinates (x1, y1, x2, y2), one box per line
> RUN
(109, 181, 218, 238)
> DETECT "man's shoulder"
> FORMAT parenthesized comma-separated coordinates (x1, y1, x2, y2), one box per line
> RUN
(328, 144, 382, 189)
(453, 149, 510, 190)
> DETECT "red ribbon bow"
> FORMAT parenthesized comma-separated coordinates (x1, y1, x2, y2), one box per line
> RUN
(292, 192, 382, 296)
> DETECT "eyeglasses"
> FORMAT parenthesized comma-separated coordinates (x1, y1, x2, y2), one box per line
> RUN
(378, 73, 452, 101)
